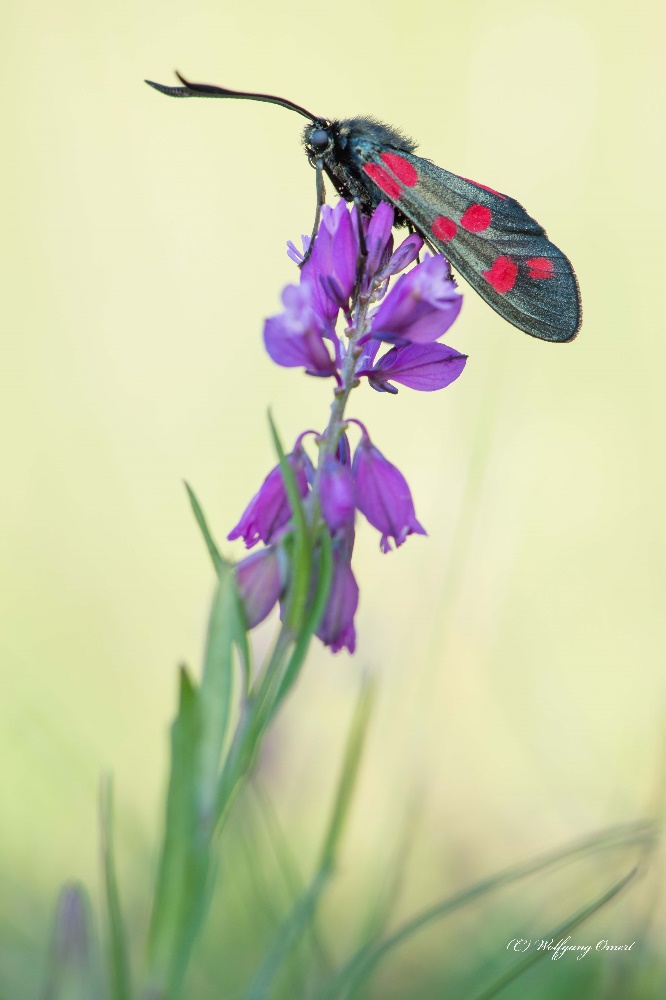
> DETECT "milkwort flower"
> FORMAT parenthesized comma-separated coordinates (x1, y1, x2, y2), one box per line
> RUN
(230, 199, 466, 652)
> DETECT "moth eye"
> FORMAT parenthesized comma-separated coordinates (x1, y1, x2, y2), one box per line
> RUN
(309, 128, 330, 152)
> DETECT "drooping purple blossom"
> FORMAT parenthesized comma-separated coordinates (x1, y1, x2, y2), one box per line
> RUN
(315, 545, 359, 654)
(352, 430, 426, 553)
(228, 439, 313, 547)
(301, 199, 357, 319)
(376, 232, 423, 282)
(264, 284, 338, 377)
(235, 546, 286, 628)
(361, 342, 468, 393)
(319, 454, 356, 534)
(370, 255, 462, 345)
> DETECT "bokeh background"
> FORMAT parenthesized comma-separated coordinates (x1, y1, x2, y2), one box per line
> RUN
(2, 0, 665, 995)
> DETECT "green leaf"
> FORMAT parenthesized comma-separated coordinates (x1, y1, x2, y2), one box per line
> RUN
(145, 668, 209, 1000)
(273, 527, 333, 714)
(184, 481, 228, 577)
(268, 412, 311, 632)
(319, 679, 375, 874)
(186, 481, 250, 687)
(199, 567, 243, 822)
(99, 776, 132, 1000)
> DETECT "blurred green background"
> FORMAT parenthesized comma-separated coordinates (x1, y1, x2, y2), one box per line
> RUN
(2, 0, 665, 995)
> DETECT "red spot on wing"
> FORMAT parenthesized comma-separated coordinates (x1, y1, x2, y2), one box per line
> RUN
(483, 256, 518, 294)
(460, 175, 507, 200)
(432, 216, 457, 242)
(460, 204, 492, 232)
(380, 152, 418, 187)
(363, 163, 401, 200)
(526, 256, 555, 280)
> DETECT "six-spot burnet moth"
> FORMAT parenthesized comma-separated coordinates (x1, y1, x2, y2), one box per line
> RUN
(146, 73, 582, 343)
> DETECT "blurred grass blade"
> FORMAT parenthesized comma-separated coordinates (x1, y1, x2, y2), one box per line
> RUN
(242, 874, 328, 1000)
(145, 667, 208, 1000)
(466, 863, 641, 1000)
(199, 567, 243, 817)
(268, 412, 311, 631)
(184, 481, 228, 576)
(313, 819, 655, 1000)
(319, 679, 375, 874)
(43, 883, 100, 1000)
(186, 481, 251, 688)
(251, 782, 333, 974)
(241, 683, 375, 1000)
(99, 776, 132, 1000)
(273, 528, 333, 714)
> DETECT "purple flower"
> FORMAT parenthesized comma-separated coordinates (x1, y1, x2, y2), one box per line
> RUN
(352, 433, 426, 553)
(228, 441, 312, 547)
(319, 455, 356, 533)
(316, 545, 359, 653)
(264, 284, 337, 377)
(376, 232, 423, 282)
(301, 200, 358, 319)
(370, 255, 462, 344)
(360, 342, 468, 393)
(362, 201, 395, 288)
(235, 546, 285, 628)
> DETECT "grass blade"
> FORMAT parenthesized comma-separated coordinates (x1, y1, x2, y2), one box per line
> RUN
(184, 481, 228, 577)
(466, 863, 641, 1000)
(100, 776, 132, 1000)
(312, 820, 655, 1000)
(144, 668, 208, 1000)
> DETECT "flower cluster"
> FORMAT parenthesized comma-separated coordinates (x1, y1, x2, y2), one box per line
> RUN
(231, 200, 466, 653)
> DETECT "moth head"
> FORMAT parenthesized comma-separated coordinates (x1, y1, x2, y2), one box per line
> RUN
(303, 122, 335, 160)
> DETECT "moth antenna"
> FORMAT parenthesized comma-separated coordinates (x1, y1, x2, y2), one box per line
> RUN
(145, 72, 321, 123)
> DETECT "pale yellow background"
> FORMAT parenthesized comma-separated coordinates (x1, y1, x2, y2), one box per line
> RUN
(1, 0, 664, 958)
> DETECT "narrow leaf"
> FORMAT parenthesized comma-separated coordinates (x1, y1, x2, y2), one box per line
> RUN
(186, 481, 251, 684)
(145, 668, 208, 1000)
(199, 568, 242, 821)
(467, 863, 641, 1000)
(319, 679, 375, 874)
(99, 776, 132, 1000)
(268, 412, 311, 631)
(185, 481, 228, 576)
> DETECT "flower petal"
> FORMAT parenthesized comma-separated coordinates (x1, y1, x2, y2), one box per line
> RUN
(352, 436, 426, 552)
(367, 342, 468, 391)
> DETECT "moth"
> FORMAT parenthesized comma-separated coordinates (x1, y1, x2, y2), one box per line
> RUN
(146, 74, 581, 343)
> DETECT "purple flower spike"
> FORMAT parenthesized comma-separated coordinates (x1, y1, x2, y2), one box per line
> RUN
(235, 546, 285, 629)
(302, 200, 358, 317)
(370, 255, 462, 345)
(363, 342, 468, 393)
(319, 455, 356, 533)
(228, 443, 312, 548)
(316, 546, 359, 654)
(264, 284, 337, 377)
(352, 434, 426, 553)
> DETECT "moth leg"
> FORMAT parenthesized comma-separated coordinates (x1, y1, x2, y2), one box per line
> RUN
(299, 158, 326, 268)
